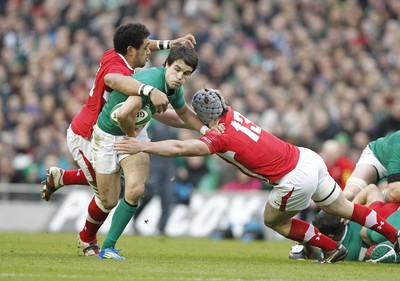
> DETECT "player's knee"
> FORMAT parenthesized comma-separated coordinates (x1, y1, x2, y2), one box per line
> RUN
(263, 219, 273, 229)
(263, 204, 281, 229)
(98, 194, 118, 210)
(103, 200, 118, 210)
(94, 195, 112, 213)
(263, 215, 281, 229)
(124, 183, 145, 204)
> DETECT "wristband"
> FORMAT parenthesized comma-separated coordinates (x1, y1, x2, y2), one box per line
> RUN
(138, 84, 155, 96)
(200, 125, 209, 135)
(157, 40, 171, 50)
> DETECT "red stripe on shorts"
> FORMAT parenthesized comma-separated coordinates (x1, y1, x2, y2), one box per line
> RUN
(79, 149, 96, 183)
(279, 187, 295, 211)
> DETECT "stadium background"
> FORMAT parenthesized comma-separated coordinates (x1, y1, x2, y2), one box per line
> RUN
(1, 0, 400, 236)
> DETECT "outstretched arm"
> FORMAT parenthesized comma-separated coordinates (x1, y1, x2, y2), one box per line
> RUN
(153, 109, 187, 128)
(170, 34, 196, 48)
(174, 103, 205, 131)
(153, 109, 225, 135)
(113, 136, 211, 157)
(149, 34, 197, 51)
(104, 74, 168, 114)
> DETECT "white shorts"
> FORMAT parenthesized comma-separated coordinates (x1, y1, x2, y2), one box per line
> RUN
(66, 125, 95, 182)
(269, 147, 341, 211)
(92, 124, 150, 174)
(356, 145, 387, 179)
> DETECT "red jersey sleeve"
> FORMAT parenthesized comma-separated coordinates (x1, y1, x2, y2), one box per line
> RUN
(71, 49, 135, 139)
(199, 130, 229, 154)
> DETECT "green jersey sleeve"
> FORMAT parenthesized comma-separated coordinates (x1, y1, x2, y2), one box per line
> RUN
(368, 131, 400, 182)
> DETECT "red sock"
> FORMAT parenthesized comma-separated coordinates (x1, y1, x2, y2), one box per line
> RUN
(287, 218, 337, 252)
(62, 169, 89, 186)
(79, 197, 109, 242)
(351, 203, 397, 243)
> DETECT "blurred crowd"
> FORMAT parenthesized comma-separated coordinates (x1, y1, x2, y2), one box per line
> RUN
(1, 0, 400, 187)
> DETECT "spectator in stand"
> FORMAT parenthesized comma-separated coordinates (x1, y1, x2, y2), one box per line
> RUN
(1, 0, 400, 217)
(172, 129, 220, 204)
(175, 155, 220, 190)
(318, 139, 355, 189)
(374, 98, 400, 138)
(220, 169, 262, 192)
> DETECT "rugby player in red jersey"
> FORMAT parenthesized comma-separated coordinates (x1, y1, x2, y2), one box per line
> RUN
(41, 22, 196, 255)
(113, 88, 400, 263)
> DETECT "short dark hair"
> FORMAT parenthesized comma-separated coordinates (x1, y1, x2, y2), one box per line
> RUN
(113, 23, 150, 55)
(165, 45, 199, 72)
(312, 211, 345, 241)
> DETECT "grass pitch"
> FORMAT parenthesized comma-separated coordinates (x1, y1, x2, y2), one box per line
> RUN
(0, 232, 398, 281)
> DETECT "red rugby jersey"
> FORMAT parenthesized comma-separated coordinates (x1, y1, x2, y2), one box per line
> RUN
(71, 49, 134, 139)
(200, 108, 300, 184)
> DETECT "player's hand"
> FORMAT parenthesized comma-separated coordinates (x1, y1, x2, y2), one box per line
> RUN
(170, 34, 196, 48)
(113, 136, 141, 155)
(150, 88, 169, 113)
(208, 123, 225, 134)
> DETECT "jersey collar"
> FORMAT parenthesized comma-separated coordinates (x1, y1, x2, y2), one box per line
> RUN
(117, 52, 135, 72)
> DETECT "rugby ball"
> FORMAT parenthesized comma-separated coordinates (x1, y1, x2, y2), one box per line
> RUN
(369, 241, 400, 263)
(110, 102, 152, 128)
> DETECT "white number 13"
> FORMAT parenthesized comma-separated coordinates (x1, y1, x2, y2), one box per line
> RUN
(231, 111, 261, 142)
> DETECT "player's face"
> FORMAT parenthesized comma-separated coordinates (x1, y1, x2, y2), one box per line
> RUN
(135, 38, 151, 68)
(165, 59, 193, 90)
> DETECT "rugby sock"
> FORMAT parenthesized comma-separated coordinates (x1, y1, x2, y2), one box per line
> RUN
(79, 196, 109, 242)
(62, 169, 89, 186)
(101, 198, 137, 250)
(287, 218, 337, 252)
(351, 203, 397, 243)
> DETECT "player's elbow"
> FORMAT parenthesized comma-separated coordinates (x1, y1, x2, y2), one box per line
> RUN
(116, 110, 131, 123)
(172, 143, 189, 156)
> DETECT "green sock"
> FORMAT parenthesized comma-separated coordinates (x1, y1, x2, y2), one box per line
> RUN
(101, 198, 137, 250)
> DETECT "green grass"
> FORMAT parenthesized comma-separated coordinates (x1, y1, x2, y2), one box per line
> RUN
(0, 232, 397, 281)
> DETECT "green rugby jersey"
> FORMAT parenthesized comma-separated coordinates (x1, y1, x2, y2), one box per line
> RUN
(368, 131, 400, 182)
(340, 222, 369, 261)
(97, 66, 186, 135)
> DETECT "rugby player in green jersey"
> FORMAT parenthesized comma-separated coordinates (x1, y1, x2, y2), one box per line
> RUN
(290, 184, 400, 262)
(92, 45, 209, 260)
(343, 130, 400, 202)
